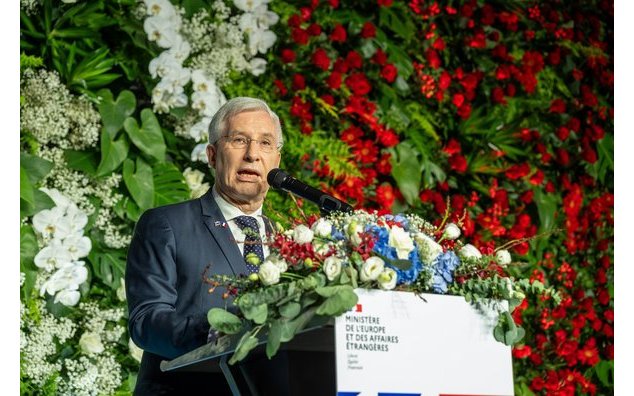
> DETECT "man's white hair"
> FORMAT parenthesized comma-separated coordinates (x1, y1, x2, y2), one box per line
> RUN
(207, 97, 283, 148)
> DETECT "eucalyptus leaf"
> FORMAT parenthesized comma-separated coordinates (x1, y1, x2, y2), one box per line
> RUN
(241, 303, 268, 324)
(207, 308, 243, 335)
(278, 301, 301, 319)
(124, 109, 166, 162)
(266, 319, 282, 359)
(315, 287, 358, 316)
(280, 307, 317, 342)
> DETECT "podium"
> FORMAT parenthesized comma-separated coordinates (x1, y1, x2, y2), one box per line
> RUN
(161, 290, 514, 396)
(160, 315, 336, 396)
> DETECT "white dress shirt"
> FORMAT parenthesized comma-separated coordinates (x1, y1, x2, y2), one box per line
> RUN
(211, 185, 270, 258)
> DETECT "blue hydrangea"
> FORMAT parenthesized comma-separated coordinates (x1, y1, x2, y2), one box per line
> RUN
(331, 228, 345, 241)
(366, 224, 422, 285)
(384, 214, 409, 229)
(431, 251, 461, 294)
(386, 247, 422, 285)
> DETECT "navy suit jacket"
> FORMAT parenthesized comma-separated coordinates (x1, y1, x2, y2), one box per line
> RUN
(126, 189, 263, 394)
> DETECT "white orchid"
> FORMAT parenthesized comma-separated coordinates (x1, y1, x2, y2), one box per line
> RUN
(388, 225, 414, 260)
(248, 29, 277, 55)
(144, 16, 181, 48)
(61, 234, 92, 261)
(32, 206, 72, 240)
(65, 204, 89, 235)
(144, 0, 177, 19)
(54, 289, 81, 306)
(191, 143, 209, 163)
(166, 35, 191, 62)
(189, 117, 212, 142)
(40, 262, 88, 297)
(149, 52, 182, 79)
(249, 57, 267, 76)
(238, 12, 259, 35)
(161, 66, 191, 91)
(40, 188, 72, 210)
(253, 4, 279, 29)
(34, 242, 73, 271)
(233, 0, 268, 12)
(191, 70, 215, 92)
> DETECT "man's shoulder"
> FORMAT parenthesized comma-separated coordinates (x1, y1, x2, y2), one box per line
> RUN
(138, 196, 207, 224)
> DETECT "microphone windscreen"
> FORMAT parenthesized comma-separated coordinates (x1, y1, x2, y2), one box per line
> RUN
(267, 168, 288, 189)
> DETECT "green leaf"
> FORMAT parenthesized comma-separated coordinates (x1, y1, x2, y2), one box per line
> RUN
(278, 301, 301, 319)
(242, 303, 268, 324)
(594, 360, 613, 387)
(229, 332, 259, 365)
(97, 89, 136, 138)
(266, 319, 282, 359)
(20, 152, 54, 185)
(388, 142, 424, 206)
(123, 158, 154, 211)
(280, 306, 317, 342)
(124, 109, 166, 162)
(20, 225, 39, 301)
(20, 166, 34, 206)
(153, 162, 190, 207)
(379, 5, 415, 41)
(207, 308, 243, 335)
(533, 189, 558, 233)
(64, 149, 99, 175)
(315, 286, 358, 316)
(87, 248, 127, 287)
(96, 129, 130, 176)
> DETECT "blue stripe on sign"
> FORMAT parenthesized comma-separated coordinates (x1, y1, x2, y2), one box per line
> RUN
(337, 392, 360, 396)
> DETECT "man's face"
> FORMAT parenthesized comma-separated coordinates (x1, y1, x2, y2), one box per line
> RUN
(207, 110, 281, 210)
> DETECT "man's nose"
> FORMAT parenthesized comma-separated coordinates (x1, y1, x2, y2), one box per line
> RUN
(243, 140, 260, 161)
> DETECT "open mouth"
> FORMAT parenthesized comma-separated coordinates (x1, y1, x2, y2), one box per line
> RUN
(237, 169, 261, 180)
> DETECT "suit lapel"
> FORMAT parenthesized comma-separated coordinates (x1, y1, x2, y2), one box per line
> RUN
(199, 190, 248, 276)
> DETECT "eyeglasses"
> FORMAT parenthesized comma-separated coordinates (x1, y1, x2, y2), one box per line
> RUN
(220, 134, 280, 153)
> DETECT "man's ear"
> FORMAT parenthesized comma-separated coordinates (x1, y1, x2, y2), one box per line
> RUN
(206, 144, 216, 168)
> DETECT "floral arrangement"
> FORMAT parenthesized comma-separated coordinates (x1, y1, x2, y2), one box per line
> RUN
(19, 0, 613, 394)
(207, 210, 560, 364)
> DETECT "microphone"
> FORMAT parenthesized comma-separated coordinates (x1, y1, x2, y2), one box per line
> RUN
(267, 168, 354, 215)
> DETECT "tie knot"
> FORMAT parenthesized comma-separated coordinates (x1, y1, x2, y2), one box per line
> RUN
(234, 216, 259, 233)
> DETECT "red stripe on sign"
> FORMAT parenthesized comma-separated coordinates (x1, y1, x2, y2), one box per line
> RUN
(355, 304, 363, 312)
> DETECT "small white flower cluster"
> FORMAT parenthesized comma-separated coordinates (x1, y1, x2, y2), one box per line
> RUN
(20, 300, 77, 387)
(21, 68, 100, 150)
(143, 0, 278, 162)
(37, 147, 131, 249)
(60, 353, 122, 396)
(32, 188, 91, 306)
(183, 167, 210, 198)
(20, 0, 40, 15)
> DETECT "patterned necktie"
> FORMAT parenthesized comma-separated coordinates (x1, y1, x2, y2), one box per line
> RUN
(234, 215, 265, 274)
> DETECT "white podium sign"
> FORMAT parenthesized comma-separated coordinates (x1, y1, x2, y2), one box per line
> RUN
(334, 289, 514, 396)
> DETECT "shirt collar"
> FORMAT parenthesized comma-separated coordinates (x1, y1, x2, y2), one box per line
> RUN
(212, 184, 263, 222)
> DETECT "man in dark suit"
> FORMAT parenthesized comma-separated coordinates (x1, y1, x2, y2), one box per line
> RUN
(125, 97, 282, 395)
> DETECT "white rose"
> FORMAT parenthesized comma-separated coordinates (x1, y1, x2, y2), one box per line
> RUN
(129, 338, 144, 363)
(495, 249, 512, 266)
(79, 332, 104, 355)
(322, 256, 343, 281)
(258, 261, 281, 286)
(377, 268, 398, 290)
(443, 223, 461, 240)
(360, 257, 385, 282)
(388, 226, 414, 260)
(264, 254, 288, 273)
(312, 239, 333, 255)
(459, 244, 482, 259)
(292, 224, 314, 244)
(415, 233, 443, 264)
(311, 218, 333, 238)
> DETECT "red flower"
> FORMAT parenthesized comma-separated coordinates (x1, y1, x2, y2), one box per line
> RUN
(372, 49, 388, 65)
(426, 48, 442, 69)
(556, 126, 570, 141)
(340, 125, 364, 146)
(312, 48, 331, 71)
(505, 163, 531, 179)
(280, 48, 296, 63)
(320, 94, 335, 106)
(448, 154, 468, 173)
(438, 71, 451, 90)
(336, 176, 365, 203)
(378, 0, 393, 6)
(333, 57, 349, 73)
(376, 127, 399, 147)
(326, 71, 342, 90)
(352, 140, 379, 164)
(376, 153, 392, 174)
(345, 50, 363, 69)
(375, 184, 395, 209)
(457, 104, 471, 119)
(307, 23, 322, 36)
(380, 64, 398, 83)
(273, 79, 287, 96)
(330, 24, 347, 43)
(577, 339, 600, 366)
(345, 72, 372, 96)
(452, 93, 465, 108)
(432, 37, 445, 50)
(522, 50, 545, 74)
(290, 96, 313, 121)
(491, 87, 506, 104)
(292, 74, 306, 90)
(291, 28, 309, 45)
(529, 169, 544, 186)
(299, 7, 312, 21)
(513, 345, 533, 359)
(443, 139, 461, 155)
(287, 14, 301, 28)
(360, 22, 376, 38)
(520, 190, 534, 204)
(549, 98, 567, 113)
